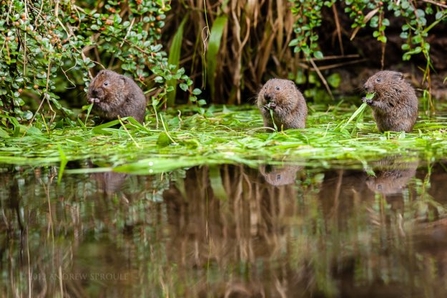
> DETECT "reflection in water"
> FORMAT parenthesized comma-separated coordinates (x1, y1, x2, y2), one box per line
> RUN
(91, 171, 128, 197)
(1, 158, 447, 297)
(259, 164, 302, 186)
(366, 156, 418, 195)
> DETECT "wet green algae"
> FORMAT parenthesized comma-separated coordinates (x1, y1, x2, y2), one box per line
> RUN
(0, 103, 446, 174)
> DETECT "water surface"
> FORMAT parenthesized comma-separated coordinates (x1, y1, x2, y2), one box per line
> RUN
(1, 156, 447, 297)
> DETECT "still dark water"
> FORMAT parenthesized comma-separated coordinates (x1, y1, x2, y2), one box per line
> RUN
(1, 156, 447, 297)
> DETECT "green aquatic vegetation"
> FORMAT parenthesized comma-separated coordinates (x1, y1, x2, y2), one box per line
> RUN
(268, 108, 278, 131)
(0, 103, 445, 174)
(339, 102, 367, 131)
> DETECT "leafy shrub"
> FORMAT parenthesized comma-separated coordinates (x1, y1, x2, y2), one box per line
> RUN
(289, 0, 447, 107)
(290, 0, 447, 64)
(0, 0, 199, 126)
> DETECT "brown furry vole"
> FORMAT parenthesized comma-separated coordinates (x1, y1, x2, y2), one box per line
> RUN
(362, 70, 418, 132)
(257, 78, 308, 130)
(87, 69, 147, 123)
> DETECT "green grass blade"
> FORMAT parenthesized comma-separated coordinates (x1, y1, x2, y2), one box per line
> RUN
(339, 102, 368, 130)
(167, 15, 188, 107)
(206, 15, 228, 99)
(57, 144, 68, 184)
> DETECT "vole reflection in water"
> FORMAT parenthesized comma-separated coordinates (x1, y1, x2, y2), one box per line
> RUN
(366, 156, 418, 195)
(259, 164, 302, 186)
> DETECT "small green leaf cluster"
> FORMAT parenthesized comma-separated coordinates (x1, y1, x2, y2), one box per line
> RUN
(394, 1, 446, 62)
(289, 0, 336, 59)
(345, 0, 390, 43)
(349, 0, 447, 63)
(344, 0, 370, 28)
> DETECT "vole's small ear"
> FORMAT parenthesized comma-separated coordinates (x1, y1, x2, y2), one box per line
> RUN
(394, 72, 404, 80)
(96, 69, 106, 77)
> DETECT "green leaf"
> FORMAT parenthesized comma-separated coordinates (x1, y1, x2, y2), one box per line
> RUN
(412, 35, 422, 44)
(289, 39, 298, 47)
(166, 14, 189, 107)
(57, 145, 68, 184)
(365, 92, 375, 100)
(416, 9, 425, 18)
(327, 73, 341, 88)
(179, 83, 188, 91)
(157, 132, 173, 148)
(192, 88, 202, 95)
(0, 127, 10, 138)
(340, 102, 368, 130)
(154, 76, 164, 83)
(313, 51, 323, 59)
(206, 15, 228, 100)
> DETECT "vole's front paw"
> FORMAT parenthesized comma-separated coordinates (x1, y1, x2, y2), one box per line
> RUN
(362, 97, 373, 106)
(264, 102, 276, 110)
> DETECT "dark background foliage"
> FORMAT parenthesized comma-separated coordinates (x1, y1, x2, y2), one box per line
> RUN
(1, 0, 446, 125)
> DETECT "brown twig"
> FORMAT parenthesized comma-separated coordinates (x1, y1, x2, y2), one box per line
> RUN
(422, 0, 447, 8)
(332, 3, 344, 56)
(308, 58, 334, 100)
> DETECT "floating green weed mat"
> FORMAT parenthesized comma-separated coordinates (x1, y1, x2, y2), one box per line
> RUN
(113, 158, 212, 174)
(0, 104, 445, 172)
(157, 132, 174, 148)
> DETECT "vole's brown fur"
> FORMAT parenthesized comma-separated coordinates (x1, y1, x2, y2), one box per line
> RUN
(362, 70, 418, 132)
(257, 78, 308, 130)
(87, 69, 146, 123)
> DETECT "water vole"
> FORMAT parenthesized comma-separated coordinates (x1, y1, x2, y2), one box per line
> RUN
(87, 69, 147, 123)
(257, 78, 308, 130)
(362, 70, 418, 132)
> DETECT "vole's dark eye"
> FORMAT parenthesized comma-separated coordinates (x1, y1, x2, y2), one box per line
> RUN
(275, 86, 280, 90)
(376, 78, 381, 83)
(103, 80, 110, 87)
